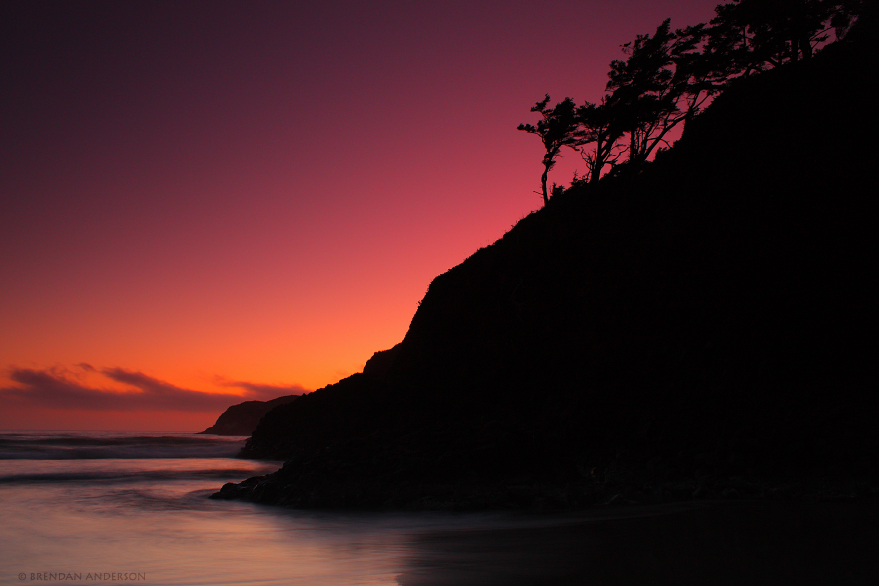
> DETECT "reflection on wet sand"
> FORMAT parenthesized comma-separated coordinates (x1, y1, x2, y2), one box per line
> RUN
(398, 501, 879, 586)
(3, 438, 877, 586)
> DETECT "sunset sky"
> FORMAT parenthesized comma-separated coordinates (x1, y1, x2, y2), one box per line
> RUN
(1, 0, 720, 430)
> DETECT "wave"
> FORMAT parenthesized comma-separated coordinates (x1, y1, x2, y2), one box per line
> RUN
(0, 466, 265, 485)
(0, 431, 248, 460)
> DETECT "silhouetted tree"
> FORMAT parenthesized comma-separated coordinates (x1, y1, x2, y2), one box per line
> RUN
(670, 23, 725, 125)
(705, 3, 758, 77)
(518, 96, 587, 206)
(602, 19, 730, 171)
(576, 97, 626, 183)
(709, 0, 839, 72)
(606, 20, 699, 167)
(519, 0, 862, 191)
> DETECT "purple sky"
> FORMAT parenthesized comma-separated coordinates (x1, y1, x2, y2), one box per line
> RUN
(1, 0, 721, 429)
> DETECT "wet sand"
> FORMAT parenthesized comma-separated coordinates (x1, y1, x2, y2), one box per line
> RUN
(397, 500, 879, 586)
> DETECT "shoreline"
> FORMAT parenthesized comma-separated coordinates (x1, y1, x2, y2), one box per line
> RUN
(211, 456, 877, 511)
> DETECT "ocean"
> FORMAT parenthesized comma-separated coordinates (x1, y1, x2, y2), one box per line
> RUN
(1, 431, 876, 586)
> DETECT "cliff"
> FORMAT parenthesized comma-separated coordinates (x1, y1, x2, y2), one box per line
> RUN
(213, 23, 877, 508)
(199, 395, 300, 436)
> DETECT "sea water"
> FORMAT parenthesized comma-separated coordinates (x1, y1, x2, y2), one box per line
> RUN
(0, 431, 558, 586)
(1, 431, 876, 586)
(0, 431, 438, 586)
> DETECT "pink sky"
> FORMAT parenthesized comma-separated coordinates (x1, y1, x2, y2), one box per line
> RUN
(1, 0, 720, 430)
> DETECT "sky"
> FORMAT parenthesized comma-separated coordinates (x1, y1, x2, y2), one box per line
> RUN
(1, 0, 721, 430)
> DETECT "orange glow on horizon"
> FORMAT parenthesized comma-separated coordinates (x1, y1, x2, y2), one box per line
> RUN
(1, 0, 722, 431)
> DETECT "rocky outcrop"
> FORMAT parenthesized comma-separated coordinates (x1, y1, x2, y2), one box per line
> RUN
(361, 343, 402, 378)
(215, 22, 878, 508)
(199, 395, 301, 436)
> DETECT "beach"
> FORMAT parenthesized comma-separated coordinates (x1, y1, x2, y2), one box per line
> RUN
(2, 431, 876, 586)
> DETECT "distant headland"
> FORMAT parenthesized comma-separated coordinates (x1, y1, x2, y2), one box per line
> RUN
(200, 395, 301, 436)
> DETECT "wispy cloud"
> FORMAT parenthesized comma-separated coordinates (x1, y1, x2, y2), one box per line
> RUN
(2, 366, 246, 412)
(214, 377, 309, 401)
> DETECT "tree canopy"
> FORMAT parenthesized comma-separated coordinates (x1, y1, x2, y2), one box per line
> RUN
(517, 95, 586, 206)
(518, 0, 864, 203)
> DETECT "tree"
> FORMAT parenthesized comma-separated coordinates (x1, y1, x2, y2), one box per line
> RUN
(517, 1, 862, 192)
(709, 0, 839, 72)
(576, 97, 626, 183)
(670, 23, 724, 125)
(518, 95, 586, 206)
(605, 19, 692, 168)
(603, 19, 725, 171)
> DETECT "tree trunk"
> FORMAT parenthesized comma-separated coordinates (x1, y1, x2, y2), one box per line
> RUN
(589, 161, 602, 184)
(541, 164, 549, 206)
(590, 136, 612, 184)
(800, 33, 812, 60)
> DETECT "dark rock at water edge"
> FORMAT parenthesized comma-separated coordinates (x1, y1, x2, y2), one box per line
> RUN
(199, 395, 301, 436)
(215, 21, 879, 508)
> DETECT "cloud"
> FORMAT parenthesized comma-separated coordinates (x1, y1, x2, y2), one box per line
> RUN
(2, 366, 244, 412)
(214, 377, 309, 401)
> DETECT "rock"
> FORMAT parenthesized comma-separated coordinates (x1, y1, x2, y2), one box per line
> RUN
(211, 20, 879, 509)
(200, 395, 302, 436)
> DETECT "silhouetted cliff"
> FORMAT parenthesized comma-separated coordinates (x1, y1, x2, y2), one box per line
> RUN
(200, 395, 300, 436)
(214, 23, 877, 508)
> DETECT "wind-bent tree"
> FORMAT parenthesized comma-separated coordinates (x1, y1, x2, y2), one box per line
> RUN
(605, 20, 692, 168)
(576, 97, 626, 183)
(518, 95, 586, 206)
(709, 0, 840, 73)
(573, 21, 721, 183)
(670, 23, 725, 125)
(518, 1, 864, 191)
(705, 3, 759, 77)
(604, 19, 725, 169)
